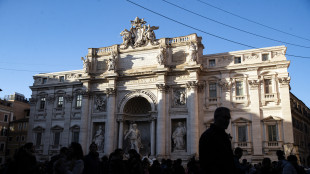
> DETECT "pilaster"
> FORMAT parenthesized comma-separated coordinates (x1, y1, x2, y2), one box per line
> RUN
(79, 85, 91, 153)
(104, 88, 117, 154)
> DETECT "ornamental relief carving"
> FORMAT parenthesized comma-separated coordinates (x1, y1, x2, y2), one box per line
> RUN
(94, 94, 107, 112)
(173, 88, 186, 107)
(46, 95, 55, 104)
(64, 95, 73, 103)
(156, 84, 170, 92)
(218, 80, 232, 91)
(106, 88, 116, 95)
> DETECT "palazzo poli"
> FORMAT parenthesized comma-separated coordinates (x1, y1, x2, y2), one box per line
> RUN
(28, 17, 295, 163)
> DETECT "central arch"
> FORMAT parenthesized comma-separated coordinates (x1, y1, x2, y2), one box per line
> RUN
(123, 97, 151, 115)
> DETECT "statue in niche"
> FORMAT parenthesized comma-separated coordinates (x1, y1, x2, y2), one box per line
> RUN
(172, 122, 186, 151)
(124, 123, 142, 153)
(187, 42, 197, 63)
(95, 95, 106, 111)
(81, 56, 90, 73)
(156, 46, 165, 65)
(174, 90, 186, 106)
(93, 125, 104, 152)
(108, 52, 117, 71)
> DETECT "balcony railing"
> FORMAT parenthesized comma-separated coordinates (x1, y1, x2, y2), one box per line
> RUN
(263, 141, 283, 148)
(233, 141, 252, 148)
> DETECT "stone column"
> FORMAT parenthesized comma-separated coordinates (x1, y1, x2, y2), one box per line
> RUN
(27, 96, 37, 143)
(104, 88, 116, 154)
(43, 93, 55, 155)
(150, 112, 157, 156)
(156, 84, 168, 156)
(186, 81, 199, 155)
(79, 89, 91, 154)
(118, 118, 124, 149)
(248, 79, 263, 155)
(63, 93, 73, 147)
(278, 77, 294, 143)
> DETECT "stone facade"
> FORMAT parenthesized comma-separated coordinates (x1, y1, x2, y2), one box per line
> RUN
(28, 17, 297, 163)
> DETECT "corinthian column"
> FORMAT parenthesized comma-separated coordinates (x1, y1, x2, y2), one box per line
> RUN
(156, 84, 168, 156)
(104, 88, 116, 154)
(186, 81, 199, 155)
(80, 90, 91, 154)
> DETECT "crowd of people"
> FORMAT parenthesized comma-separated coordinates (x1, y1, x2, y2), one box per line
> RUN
(0, 107, 309, 174)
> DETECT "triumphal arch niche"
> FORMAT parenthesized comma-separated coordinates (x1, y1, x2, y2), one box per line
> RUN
(79, 17, 204, 159)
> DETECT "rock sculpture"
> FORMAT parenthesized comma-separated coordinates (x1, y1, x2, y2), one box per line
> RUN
(172, 122, 186, 150)
(124, 123, 142, 153)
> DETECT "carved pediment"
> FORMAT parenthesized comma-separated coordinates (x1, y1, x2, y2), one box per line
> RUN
(232, 117, 252, 123)
(262, 116, 282, 122)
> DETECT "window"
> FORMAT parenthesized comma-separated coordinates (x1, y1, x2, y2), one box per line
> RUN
(236, 81, 244, 96)
(21, 136, 25, 141)
(42, 78, 47, 84)
(23, 122, 27, 130)
(238, 126, 247, 142)
(16, 136, 20, 142)
(209, 83, 217, 98)
(57, 96, 64, 108)
(72, 132, 79, 143)
(54, 132, 60, 146)
(8, 137, 12, 141)
(18, 123, 22, 131)
(264, 79, 272, 94)
(268, 125, 277, 141)
(4, 115, 8, 122)
(76, 95, 82, 108)
(262, 54, 269, 61)
(0, 127, 7, 136)
(40, 97, 46, 109)
(36, 132, 42, 146)
(234, 57, 241, 64)
(0, 143, 4, 152)
(209, 59, 215, 67)
(59, 76, 65, 82)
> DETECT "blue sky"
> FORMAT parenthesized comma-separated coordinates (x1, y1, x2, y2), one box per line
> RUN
(0, 0, 309, 107)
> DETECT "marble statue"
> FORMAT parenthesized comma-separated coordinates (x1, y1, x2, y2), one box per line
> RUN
(124, 123, 142, 153)
(120, 29, 132, 48)
(156, 46, 165, 65)
(108, 52, 117, 71)
(172, 122, 186, 150)
(179, 92, 186, 105)
(145, 24, 159, 45)
(188, 42, 197, 62)
(93, 125, 104, 152)
(120, 17, 159, 48)
(81, 56, 90, 73)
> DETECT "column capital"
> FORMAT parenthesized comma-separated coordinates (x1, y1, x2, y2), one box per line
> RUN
(64, 95, 73, 103)
(106, 88, 116, 95)
(248, 79, 261, 89)
(81, 90, 92, 98)
(29, 97, 37, 105)
(46, 95, 55, 105)
(278, 77, 290, 87)
(218, 79, 231, 91)
(186, 81, 198, 90)
(156, 84, 169, 92)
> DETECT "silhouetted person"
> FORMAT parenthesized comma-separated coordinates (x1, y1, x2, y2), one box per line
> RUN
(108, 149, 127, 174)
(187, 156, 199, 174)
(127, 149, 143, 174)
(287, 155, 305, 174)
(199, 107, 236, 174)
(173, 158, 185, 174)
(83, 143, 101, 174)
(149, 160, 161, 174)
(54, 142, 84, 174)
(234, 147, 247, 174)
(257, 158, 276, 174)
(9, 142, 37, 174)
(101, 155, 109, 174)
(47, 147, 68, 174)
(276, 150, 297, 174)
